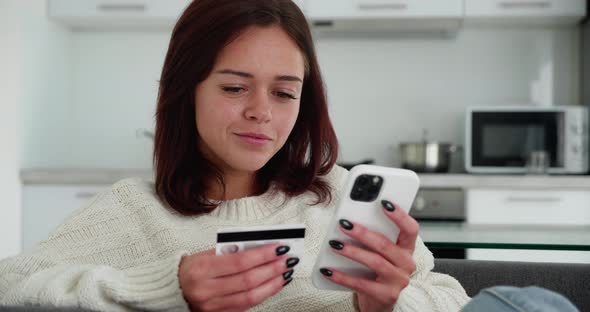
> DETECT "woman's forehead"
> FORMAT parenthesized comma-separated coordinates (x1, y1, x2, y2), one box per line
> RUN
(212, 25, 305, 80)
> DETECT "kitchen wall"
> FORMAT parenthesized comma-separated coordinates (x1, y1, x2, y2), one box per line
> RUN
(0, 0, 22, 258)
(0, 0, 72, 258)
(16, 0, 74, 170)
(318, 27, 579, 166)
(583, 21, 590, 106)
(20, 11, 581, 170)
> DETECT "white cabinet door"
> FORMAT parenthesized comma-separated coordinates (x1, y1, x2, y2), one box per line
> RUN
(466, 187, 590, 263)
(48, 0, 190, 28)
(467, 188, 590, 225)
(465, 0, 586, 17)
(22, 185, 109, 251)
(307, 0, 463, 19)
(467, 249, 590, 263)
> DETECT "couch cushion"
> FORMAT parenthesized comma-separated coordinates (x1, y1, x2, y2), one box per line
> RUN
(434, 258, 590, 311)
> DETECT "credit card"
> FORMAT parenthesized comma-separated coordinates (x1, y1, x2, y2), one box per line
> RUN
(216, 224, 305, 261)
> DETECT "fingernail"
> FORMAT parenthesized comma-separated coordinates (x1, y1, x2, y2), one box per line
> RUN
(339, 219, 353, 230)
(276, 245, 290, 256)
(329, 240, 344, 250)
(382, 200, 395, 212)
(283, 269, 294, 280)
(286, 257, 299, 268)
(320, 268, 333, 277)
(283, 278, 293, 287)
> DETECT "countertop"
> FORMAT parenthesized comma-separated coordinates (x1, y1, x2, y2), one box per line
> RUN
(20, 168, 590, 189)
(418, 173, 590, 189)
(419, 222, 590, 251)
(20, 168, 154, 185)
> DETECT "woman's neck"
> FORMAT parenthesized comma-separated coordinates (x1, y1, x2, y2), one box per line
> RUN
(208, 170, 258, 201)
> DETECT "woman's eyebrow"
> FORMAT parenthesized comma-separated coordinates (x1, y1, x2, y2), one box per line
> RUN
(215, 69, 302, 83)
(276, 75, 303, 83)
(216, 69, 252, 78)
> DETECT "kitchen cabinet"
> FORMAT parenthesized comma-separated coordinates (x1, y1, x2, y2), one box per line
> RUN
(48, 0, 586, 30)
(22, 184, 109, 251)
(465, 0, 586, 24)
(306, 0, 463, 19)
(465, 187, 590, 263)
(467, 249, 590, 263)
(48, 0, 190, 28)
(48, 0, 307, 29)
(305, 0, 464, 33)
(466, 188, 590, 225)
(418, 176, 590, 263)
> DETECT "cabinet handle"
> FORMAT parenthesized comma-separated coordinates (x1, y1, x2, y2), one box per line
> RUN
(357, 2, 408, 11)
(505, 196, 562, 203)
(97, 3, 147, 12)
(498, 1, 552, 10)
(76, 192, 97, 199)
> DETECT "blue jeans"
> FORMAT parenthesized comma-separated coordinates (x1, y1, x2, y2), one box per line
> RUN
(461, 286, 579, 312)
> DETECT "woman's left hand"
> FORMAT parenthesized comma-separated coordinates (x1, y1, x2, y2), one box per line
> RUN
(319, 199, 419, 312)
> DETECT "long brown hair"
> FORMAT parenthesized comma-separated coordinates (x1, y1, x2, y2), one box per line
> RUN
(154, 0, 338, 216)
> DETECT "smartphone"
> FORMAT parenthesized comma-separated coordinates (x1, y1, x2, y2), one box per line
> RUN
(312, 164, 420, 291)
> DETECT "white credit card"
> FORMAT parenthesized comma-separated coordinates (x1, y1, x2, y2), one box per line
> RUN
(216, 224, 305, 261)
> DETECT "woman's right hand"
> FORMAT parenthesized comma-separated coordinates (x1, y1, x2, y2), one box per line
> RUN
(178, 244, 298, 312)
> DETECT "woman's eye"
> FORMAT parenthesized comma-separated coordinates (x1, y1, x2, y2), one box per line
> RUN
(274, 91, 297, 100)
(222, 86, 245, 94)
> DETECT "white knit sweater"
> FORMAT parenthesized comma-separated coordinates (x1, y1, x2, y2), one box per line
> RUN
(0, 165, 470, 311)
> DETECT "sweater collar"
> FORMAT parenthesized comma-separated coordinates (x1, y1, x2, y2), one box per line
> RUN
(206, 186, 291, 221)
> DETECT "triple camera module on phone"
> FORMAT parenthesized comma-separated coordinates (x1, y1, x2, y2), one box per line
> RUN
(350, 174, 383, 202)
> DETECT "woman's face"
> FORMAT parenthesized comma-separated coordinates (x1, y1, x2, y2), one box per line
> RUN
(195, 25, 304, 176)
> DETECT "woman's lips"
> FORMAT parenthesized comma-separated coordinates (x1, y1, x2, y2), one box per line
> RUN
(235, 133, 272, 146)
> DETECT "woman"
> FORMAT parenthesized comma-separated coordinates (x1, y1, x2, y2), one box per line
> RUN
(0, 0, 470, 311)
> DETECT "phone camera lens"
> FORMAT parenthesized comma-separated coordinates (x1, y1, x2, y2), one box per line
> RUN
(351, 174, 382, 202)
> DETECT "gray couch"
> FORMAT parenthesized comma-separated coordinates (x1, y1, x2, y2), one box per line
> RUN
(1, 259, 588, 311)
(434, 258, 590, 312)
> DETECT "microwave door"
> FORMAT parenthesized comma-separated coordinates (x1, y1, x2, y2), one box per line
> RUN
(471, 112, 560, 172)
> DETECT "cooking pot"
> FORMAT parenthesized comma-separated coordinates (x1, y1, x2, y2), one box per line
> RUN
(399, 142, 460, 173)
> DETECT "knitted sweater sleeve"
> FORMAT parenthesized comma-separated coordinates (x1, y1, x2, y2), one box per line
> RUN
(394, 237, 471, 312)
(0, 180, 190, 312)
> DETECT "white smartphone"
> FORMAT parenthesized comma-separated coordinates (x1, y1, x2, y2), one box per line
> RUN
(312, 165, 420, 291)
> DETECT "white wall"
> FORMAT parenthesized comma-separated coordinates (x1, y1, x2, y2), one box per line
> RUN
(0, 0, 71, 258)
(68, 31, 170, 169)
(0, 0, 22, 258)
(18, 1, 72, 169)
(317, 27, 580, 166)
(583, 23, 590, 105)
(18, 25, 580, 170)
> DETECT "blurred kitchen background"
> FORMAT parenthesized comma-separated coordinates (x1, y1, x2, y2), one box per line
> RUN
(2, 0, 590, 262)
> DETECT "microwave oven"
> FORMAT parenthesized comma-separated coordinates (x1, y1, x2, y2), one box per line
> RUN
(465, 106, 589, 174)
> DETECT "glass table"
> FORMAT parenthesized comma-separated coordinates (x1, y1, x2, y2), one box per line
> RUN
(419, 222, 590, 251)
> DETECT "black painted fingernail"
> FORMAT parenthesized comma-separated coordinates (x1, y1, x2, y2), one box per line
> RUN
(286, 257, 299, 268)
(339, 219, 353, 230)
(329, 240, 344, 250)
(283, 269, 294, 280)
(320, 268, 333, 277)
(276, 245, 290, 256)
(382, 200, 395, 212)
(283, 278, 293, 287)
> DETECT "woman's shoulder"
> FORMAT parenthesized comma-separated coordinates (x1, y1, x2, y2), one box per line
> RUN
(96, 177, 160, 211)
(109, 177, 158, 202)
(48, 178, 163, 234)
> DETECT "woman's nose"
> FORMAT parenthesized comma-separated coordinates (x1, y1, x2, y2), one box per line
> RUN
(244, 91, 272, 123)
